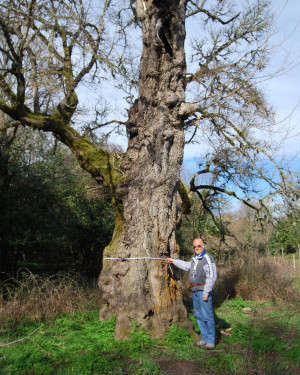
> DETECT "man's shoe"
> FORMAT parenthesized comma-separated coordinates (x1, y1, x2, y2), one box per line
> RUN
(195, 340, 207, 347)
(206, 343, 215, 350)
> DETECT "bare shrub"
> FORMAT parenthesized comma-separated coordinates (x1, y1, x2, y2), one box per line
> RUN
(214, 253, 300, 307)
(0, 269, 103, 325)
(213, 262, 241, 301)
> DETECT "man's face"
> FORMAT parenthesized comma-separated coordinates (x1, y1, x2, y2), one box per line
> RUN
(193, 239, 204, 255)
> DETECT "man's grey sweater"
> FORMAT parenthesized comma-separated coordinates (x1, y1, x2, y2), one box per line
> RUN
(173, 250, 217, 295)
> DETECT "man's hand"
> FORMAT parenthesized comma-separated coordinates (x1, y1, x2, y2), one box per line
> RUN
(167, 258, 174, 263)
(202, 293, 208, 302)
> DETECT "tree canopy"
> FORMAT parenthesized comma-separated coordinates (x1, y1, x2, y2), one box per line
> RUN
(1, 0, 297, 215)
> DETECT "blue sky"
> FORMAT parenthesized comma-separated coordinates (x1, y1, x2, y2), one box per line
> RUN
(265, 0, 300, 154)
(183, 0, 300, 168)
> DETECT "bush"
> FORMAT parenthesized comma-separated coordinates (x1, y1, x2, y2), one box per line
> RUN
(0, 270, 102, 325)
(213, 253, 300, 306)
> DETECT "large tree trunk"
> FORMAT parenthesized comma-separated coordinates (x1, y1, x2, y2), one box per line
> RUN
(99, 0, 194, 339)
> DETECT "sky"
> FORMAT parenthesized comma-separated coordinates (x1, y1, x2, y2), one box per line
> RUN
(264, 0, 300, 154)
(183, 0, 300, 166)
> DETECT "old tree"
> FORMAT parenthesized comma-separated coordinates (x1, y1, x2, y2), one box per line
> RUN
(0, 0, 298, 337)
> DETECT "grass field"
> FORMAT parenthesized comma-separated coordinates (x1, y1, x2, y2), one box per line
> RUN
(1, 296, 299, 375)
(1, 258, 300, 375)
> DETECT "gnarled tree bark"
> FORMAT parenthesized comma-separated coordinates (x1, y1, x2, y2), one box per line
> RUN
(98, 0, 194, 339)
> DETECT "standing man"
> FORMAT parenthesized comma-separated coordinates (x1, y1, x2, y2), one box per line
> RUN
(167, 238, 217, 349)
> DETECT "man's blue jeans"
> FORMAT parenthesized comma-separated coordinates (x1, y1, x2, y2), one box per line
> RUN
(193, 291, 215, 344)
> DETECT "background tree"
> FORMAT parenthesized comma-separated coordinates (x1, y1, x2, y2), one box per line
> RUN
(177, 189, 225, 257)
(0, 0, 299, 337)
(0, 127, 114, 280)
(269, 210, 300, 255)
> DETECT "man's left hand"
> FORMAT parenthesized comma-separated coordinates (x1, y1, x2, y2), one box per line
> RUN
(202, 294, 208, 302)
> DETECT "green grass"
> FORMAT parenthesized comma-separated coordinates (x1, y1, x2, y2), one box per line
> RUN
(214, 298, 300, 374)
(0, 298, 299, 375)
(0, 313, 161, 375)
